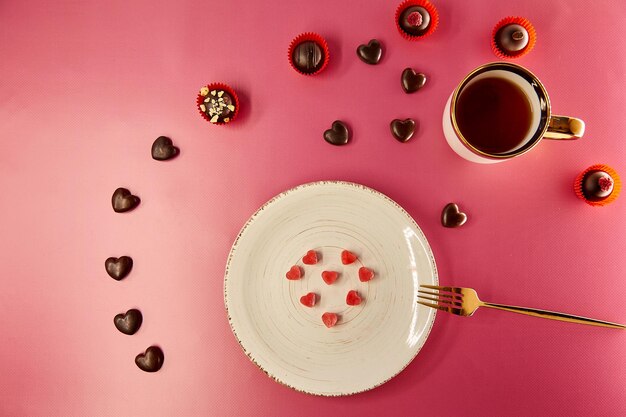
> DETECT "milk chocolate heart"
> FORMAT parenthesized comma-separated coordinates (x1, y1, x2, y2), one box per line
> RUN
(401, 68, 427, 93)
(151, 136, 179, 161)
(390, 119, 416, 142)
(112, 188, 140, 213)
(135, 346, 164, 372)
(356, 39, 383, 65)
(105, 256, 133, 281)
(323, 121, 350, 146)
(441, 203, 467, 228)
(114, 309, 143, 335)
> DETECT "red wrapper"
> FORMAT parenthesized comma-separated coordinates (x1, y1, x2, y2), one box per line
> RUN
(491, 16, 536, 59)
(196, 83, 239, 125)
(395, 0, 439, 41)
(288, 32, 330, 76)
(574, 164, 621, 207)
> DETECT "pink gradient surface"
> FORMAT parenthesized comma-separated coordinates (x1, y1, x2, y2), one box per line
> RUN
(1, 0, 625, 416)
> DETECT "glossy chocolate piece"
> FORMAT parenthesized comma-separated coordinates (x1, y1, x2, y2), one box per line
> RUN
(199, 89, 236, 124)
(323, 121, 350, 146)
(401, 68, 426, 93)
(357, 39, 383, 65)
(112, 188, 140, 213)
(496, 24, 529, 53)
(399, 6, 431, 36)
(114, 309, 143, 335)
(105, 256, 133, 281)
(390, 119, 416, 143)
(135, 346, 164, 372)
(151, 136, 179, 161)
(441, 203, 467, 228)
(582, 170, 614, 201)
(291, 41, 324, 74)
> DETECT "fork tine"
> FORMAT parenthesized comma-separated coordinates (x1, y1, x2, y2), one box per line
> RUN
(417, 300, 451, 312)
(420, 284, 463, 294)
(417, 301, 463, 315)
(418, 289, 462, 300)
(418, 294, 451, 304)
(417, 294, 462, 306)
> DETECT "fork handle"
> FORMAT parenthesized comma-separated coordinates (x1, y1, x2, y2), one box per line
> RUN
(481, 302, 626, 329)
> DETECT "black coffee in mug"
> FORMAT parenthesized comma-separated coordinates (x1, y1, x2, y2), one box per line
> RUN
(455, 77, 533, 155)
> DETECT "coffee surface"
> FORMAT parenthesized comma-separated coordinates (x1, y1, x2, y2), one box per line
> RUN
(456, 77, 533, 155)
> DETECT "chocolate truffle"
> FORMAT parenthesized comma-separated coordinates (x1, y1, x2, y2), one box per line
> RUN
(491, 17, 536, 59)
(574, 164, 621, 207)
(399, 6, 431, 36)
(582, 170, 615, 202)
(291, 41, 324, 74)
(496, 24, 529, 53)
(199, 87, 236, 124)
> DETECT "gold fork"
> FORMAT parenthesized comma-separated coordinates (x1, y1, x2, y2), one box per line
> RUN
(418, 285, 625, 329)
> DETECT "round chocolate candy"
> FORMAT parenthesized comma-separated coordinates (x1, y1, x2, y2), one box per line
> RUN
(582, 170, 615, 201)
(291, 41, 324, 74)
(399, 6, 431, 36)
(496, 24, 529, 53)
(199, 88, 236, 124)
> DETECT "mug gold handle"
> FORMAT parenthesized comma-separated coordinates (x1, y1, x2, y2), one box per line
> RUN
(543, 115, 585, 140)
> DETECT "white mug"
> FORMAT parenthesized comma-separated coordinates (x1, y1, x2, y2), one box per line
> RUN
(442, 62, 585, 164)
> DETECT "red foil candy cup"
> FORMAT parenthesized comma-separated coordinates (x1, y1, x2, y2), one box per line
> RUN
(395, 0, 439, 41)
(288, 32, 330, 76)
(574, 164, 622, 207)
(196, 82, 239, 125)
(491, 16, 536, 59)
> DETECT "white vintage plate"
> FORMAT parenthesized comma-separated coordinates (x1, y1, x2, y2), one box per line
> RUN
(224, 181, 438, 396)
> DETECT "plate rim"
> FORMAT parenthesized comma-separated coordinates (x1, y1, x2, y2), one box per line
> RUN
(224, 180, 438, 396)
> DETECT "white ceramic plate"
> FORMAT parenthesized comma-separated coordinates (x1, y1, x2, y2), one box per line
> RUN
(224, 181, 438, 396)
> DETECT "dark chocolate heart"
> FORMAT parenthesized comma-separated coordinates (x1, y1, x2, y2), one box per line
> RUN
(151, 136, 179, 161)
(135, 346, 164, 373)
(441, 203, 467, 228)
(390, 119, 416, 143)
(401, 68, 427, 93)
(112, 188, 140, 213)
(114, 309, 143, 335)
(105, 256, 133, 281)
(323, 121, 350, 146)
(356, 39, 383, 65)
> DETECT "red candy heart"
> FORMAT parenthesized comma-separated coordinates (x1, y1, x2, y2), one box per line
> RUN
(285, 265, 302, 280)
(321, 270, 338, 285)
(302, 250, 318, 265)
(300, 292, 316, 307)
(341, 250, 357, 265)
(346, 290, 362, 306)
(322, 312, 338, 328)
(358, 267, 374, 282)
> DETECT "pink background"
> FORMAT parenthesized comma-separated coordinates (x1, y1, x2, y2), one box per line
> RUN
(2, 0, 625, 415)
